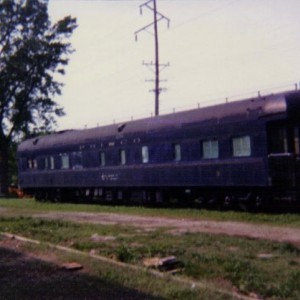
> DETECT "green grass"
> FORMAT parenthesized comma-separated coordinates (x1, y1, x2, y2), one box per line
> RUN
(1, 215, 300, 299)
(1, 197, 300, 298)
(2, 241, 222, 300)
(1, 197, 300, 227)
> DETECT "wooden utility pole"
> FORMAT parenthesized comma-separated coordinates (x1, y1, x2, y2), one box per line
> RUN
(153, 0, 160, 116)
(135, 0, 170, 116)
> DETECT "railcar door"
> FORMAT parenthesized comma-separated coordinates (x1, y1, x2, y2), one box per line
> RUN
(295, 127, 300, 188)
(267, 123, 299, 189)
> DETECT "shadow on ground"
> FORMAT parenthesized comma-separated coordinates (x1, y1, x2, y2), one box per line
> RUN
(0, 246, 162, 300)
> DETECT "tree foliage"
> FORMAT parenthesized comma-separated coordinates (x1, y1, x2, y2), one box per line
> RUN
(0, 0, 77, 192)
(0, 0, 77, 138)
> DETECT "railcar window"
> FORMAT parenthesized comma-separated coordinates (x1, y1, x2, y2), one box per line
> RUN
(232, 136, 251, 157)
(44, 157, 48, 169)
(120, 149, 126, 165)
(142, 146, 149, 163)
(27, 159, 33, 169)
(268, 127, 288, 153)
(33, 159, 38, 169)
(173, 144, 181, 161)
(72, 152, 83, 169)
(20, 158, 27, 171)
(294, 127, 299, 154)
(202, 140, 219, 159)
(27, 158, 37, 169)
(60, 153, 70, 169)
(99, 151, 106, 167)
(50, 156, 55, 170)
(45, 156, 55, 170)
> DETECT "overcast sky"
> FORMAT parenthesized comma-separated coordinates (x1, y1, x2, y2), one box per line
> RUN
(48, 0, 300, 130)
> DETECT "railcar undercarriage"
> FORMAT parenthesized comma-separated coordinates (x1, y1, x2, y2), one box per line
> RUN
(26, 186, 299, 212)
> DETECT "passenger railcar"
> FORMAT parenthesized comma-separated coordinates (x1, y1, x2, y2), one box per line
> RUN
(17, 90, 300, 210)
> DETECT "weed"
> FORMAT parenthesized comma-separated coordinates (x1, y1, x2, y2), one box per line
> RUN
(116, 243, 135, 263)
(224, 259, 265, 294)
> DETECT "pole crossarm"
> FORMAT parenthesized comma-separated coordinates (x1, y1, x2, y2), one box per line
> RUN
(134, 16, 165, 41)
(140, 1, 170, 26)
(142, 61, 170, 74)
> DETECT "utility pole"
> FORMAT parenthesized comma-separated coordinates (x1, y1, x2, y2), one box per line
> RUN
(135, 0, 170, 116)
(153, 0, 160, 116)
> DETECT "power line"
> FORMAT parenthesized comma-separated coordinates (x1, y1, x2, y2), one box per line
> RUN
(50, 0, 171, 2)
(50, 0, 198, 1)
(171, 0, 241, 30)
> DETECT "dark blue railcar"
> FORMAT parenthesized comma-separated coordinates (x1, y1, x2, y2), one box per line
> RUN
(17, 90, 300, 209)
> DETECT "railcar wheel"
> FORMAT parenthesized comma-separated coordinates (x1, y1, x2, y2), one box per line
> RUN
(51, 189, 62, 203)
(194, 196, 206, 209)
(253, 195, 263, 211)
(47, 192, 54, 202)
(207, 194, 222, 210)
(238, 193, 253, 211)
(35, 192, 43, 202)
(223, 195, 235, 210)
(140, 190, 152, 206)
(35, 190, 46, 202)
(52, 194, 61, 203)
(60, 189, 74, 203)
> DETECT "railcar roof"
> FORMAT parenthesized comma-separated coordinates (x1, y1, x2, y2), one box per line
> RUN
(18, 90, 298, 153)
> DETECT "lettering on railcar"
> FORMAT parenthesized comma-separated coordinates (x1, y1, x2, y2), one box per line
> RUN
(101, 173, 119, 181)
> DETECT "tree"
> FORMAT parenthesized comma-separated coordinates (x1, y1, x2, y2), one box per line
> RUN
(0, 0, 77, 194)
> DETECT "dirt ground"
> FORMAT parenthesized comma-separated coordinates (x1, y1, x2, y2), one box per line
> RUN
(34, 211, 300, 248)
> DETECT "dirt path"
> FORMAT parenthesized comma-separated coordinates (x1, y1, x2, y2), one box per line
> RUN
(34, 211, 300, 247)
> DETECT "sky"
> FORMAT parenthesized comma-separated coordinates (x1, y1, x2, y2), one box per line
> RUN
(48, 0, 300, 130)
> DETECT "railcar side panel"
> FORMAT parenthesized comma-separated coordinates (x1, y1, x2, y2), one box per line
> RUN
(17, 90, 300, 208)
